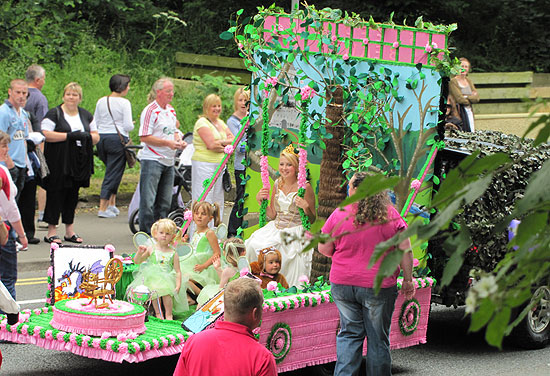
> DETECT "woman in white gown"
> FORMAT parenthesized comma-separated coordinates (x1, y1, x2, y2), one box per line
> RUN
(245, 145, 316, 287)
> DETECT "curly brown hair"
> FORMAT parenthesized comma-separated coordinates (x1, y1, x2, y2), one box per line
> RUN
(351, 172, 391, 226)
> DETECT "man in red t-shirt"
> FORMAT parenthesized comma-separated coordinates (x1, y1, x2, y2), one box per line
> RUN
(173, 278, 277, 376)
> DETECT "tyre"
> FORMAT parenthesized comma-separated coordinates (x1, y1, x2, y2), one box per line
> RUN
(168, 209, 185, 229)
(510, 285, 550, 349)
(129, 209, 139, 234)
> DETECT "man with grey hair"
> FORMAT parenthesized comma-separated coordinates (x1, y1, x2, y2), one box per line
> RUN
(24, 64, 48, 126)
(138, 77, 186, 234)
(174, 278, 277, 376)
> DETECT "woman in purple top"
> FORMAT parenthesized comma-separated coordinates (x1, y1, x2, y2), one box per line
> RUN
(319, 172, 415, 376)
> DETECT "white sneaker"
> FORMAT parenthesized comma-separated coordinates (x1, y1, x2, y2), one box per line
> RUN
(98, 210, 117, 218)
(107, 206, 120, 215)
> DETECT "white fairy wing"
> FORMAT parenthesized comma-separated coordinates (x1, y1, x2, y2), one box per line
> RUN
(133, 232, 153, 250)
(175, 243, 193, 261)
(215, 223, 228, 240)
(237, 256, 250, 272)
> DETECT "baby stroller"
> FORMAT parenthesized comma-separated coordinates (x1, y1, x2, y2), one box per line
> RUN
(128, 132, 194, 234)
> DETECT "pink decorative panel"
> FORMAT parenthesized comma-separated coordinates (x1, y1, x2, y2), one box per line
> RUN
(368, 43, 381, 59)
(369, 28, 382, 41)
(278, 17, 292, 48)
(399, 47, 412, 63)
(384, 28, 397, 43)
(338, 24, 351, 38)
(383, 45, 396, 60)
(352, 27, 367, 41)
(432, 34, 446, 49)
(352, 41, 365, 57)
(415, 32, 429, 47)
(400, 30, 414, 45)
(414, 50, 428, 65)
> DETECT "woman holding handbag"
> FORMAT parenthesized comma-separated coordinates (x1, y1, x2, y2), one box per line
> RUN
(94, 74, 134, 218)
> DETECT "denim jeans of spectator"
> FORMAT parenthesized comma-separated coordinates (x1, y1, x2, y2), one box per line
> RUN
(331, 283, 398, 376)
(0, 225, 17, 302)
(138, 159, 174, 235)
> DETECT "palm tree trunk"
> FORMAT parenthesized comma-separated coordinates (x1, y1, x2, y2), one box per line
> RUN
(310, 86, 347, 281)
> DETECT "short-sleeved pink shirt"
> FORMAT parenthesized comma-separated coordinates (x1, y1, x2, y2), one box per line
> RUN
(321, 204, 407, 288)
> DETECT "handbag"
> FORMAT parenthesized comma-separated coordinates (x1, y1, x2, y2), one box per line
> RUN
(107, 96, 137, 168)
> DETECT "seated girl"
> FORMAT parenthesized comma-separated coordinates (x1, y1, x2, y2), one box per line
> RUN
(180, 201, 222, 305)
(196, 237, 246, 306)
(250, 246, 289, 289)
(128, 218, 188, 319)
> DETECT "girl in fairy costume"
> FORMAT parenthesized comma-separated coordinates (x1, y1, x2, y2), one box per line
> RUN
(196, 237, 246, 306)
(181, 201, 222, 304)
(129, 218, 188, 320)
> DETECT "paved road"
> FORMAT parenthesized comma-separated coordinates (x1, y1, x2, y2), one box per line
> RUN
(3, 207, 550, 375)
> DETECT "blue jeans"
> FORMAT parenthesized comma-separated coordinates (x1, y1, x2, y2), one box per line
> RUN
(138, 159, 174, 234)
(0, 225, 17, 301)
(332, 283, 398, 376)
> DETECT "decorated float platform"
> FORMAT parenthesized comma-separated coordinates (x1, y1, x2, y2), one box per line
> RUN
(0, 269, 434, 371)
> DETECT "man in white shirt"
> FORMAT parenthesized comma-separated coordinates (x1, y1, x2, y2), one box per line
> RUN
(138, 78, 186, 234)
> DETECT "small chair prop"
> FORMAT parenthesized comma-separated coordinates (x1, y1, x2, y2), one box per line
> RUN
(80, 258, 124, 309)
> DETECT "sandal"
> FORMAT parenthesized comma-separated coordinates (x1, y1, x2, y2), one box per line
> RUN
(64, 234, 83, 244)
(44, 235, 62, 244)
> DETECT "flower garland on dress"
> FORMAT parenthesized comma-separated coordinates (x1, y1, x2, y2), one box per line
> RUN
(296, 86, 316, 231)
(259, 77, 278, 227)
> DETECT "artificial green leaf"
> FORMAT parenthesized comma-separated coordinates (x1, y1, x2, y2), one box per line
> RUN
(219, 31, 233, 40)
(340, 174, 400, 207)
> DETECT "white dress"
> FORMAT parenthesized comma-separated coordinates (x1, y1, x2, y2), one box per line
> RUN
(245, 180, 312, 287)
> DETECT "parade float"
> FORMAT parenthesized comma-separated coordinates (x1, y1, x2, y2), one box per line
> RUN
(0, 4, 456, 370)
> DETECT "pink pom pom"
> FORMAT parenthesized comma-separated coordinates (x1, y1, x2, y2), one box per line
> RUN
(167, 335, 176, 344)
(117, 333, 127, 342)
(343, 53, 349, 60)
(50, 242, 59, 251)
(101, 332, 111, 339)
(143, 340, 151, 350)
(118, 342, 129, 353)
(82, 335, 91, 347)
(224, 144, 234, 154)
(413, 258, 420, 267)
(45, 330, 53, 340)
(392, 41, 399, 48)
(266, 281, 278, 291)
(107, 340, 115, 350)
(153, 339, 160, 349)
(47, 267, 53, 277)
(410, 179, 421, 190)
(69, 333, 77, 344)
(161, 337, 169, 347)
(331, 35, 337, 42)
(105, 244, 115, 253)
(92, 338, 101, 348)
(298, 275, 309, 284)
(363, 38, 369, 44)
(33, 326, 42, 335)
(132, 342, 141, 352)
(127, 332, 138, 340)
(270, 305, 276, 312)
(56, 332, 66, 341)
(425, 43, 433, 53)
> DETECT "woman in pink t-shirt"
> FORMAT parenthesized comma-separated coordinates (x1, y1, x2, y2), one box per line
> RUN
(319, 172, 415, 376)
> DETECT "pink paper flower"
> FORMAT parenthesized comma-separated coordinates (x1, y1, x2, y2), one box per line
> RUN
(266, 281, 278, 291)
(263, 305, 269, 312)
(0, 322, 6, 331)
(432, 42, 438, 49)
(92, 338, 101, 348)
(21, 325, 29, 335)
(107, 340, 115, 350)
(298, 275, 309, 285)
(69, 333, 77, 344)
(224, 144, 234, 154)
(132, 342, 141, 352)
(240, 267, 249, 277)
(33, 308, 42, 315)
(118, 342, 129, 353)
(47, 267, 53, 277)
(105, 244, 115, 253)
(101, 332, 111, 340)
(127, 332, 138, 340)
(237, 42, 243, 49)
(343, 53, 349, 60)
(392, 41, 399, 48)
(183, 209, 193, 221)
(413, 258, 420, 268)
(177, 333, 185, 343)
(33, 326, 42, 335)
(161, 337, 169, 347)
(410, 179, 421, 190)
(363, 38, 369, 44)
(10, 325, 18, 333)
(56, 332, 66, 341)
(42, 307, 49, 313)
(82, 335, 91, 347)
(331, 35, 337, 42)
(152, 339, 160, 349)
(270, 305, 277, 312)
(117, 333, 127, 342)
(50, 242, 59, 251)
(143, 340, 151, 351)
(425, 43, 433, 53)
(45, 330, 53, 340)
(265, 77, 278, 87)
(277, 302, 285, 310)
(300, 86, 316, 101)
(167, 335, 176, 344)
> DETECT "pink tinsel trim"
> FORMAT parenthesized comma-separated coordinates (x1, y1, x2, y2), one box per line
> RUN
(260, 156, 269, 189)
(224, 144, 234, 154)
(297, 148, 307, 189)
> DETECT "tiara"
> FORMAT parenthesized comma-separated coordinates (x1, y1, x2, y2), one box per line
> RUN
(282, 143, 299, 156)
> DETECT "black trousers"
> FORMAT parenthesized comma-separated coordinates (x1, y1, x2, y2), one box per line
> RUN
(18, 178, 37, 239)
(43, 185, 80, 225)
(97, 134, 127, 200)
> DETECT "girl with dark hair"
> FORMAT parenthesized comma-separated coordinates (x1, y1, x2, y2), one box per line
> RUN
(319, 172, 415, 376)
(94, 74, 134, 218)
